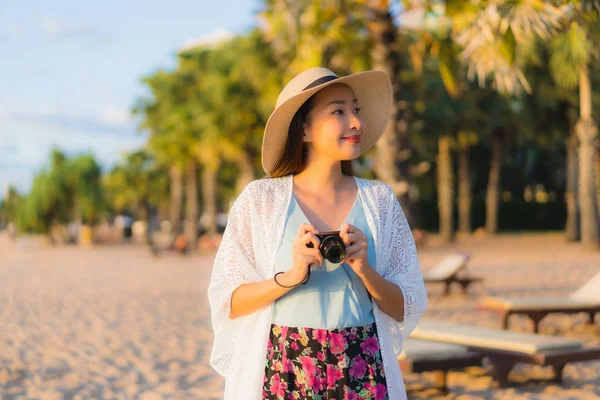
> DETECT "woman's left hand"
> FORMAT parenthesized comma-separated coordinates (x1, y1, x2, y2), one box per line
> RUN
(339, 223, 370, 275)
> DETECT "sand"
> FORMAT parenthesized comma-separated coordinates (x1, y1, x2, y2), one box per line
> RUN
(0, 232, 598, 399)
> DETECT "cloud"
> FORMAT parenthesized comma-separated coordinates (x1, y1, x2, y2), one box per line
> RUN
(100, 106, 130, 126)
(179, 28, 235, 52)
(8, 22, 23, 36)
(0, 105, 135, 137)
(40, 16, 112, 43)
(0, 116, 148, 195)
(1, 16, 111, 43)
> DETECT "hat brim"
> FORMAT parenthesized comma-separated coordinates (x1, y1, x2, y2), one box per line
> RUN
(261, 70, 393, 176)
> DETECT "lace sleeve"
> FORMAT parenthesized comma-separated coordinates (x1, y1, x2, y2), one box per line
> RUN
(207, 186, 263, 377)
(382, 188, 428, 340)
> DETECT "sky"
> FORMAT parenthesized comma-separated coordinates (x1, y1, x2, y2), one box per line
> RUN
(0, 0, 260, 196)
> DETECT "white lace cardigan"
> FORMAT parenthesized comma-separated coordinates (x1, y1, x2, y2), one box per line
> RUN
(207, 174, 428, 400)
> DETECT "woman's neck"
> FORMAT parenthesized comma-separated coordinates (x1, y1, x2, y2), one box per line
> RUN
(293, 160, 350, 199)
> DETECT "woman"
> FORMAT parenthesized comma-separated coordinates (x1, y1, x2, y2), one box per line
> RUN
(208, 67, 427, 400)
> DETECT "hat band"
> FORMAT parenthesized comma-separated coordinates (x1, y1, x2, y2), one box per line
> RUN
(303, 75, 338, 91)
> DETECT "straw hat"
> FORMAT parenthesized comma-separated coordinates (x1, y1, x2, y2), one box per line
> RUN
(261, 67, 393, 175)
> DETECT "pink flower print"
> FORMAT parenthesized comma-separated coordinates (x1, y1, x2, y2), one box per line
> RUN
(280, 326, 289, 340)
(312, 328, 327, 345)
(370, 383, 388, 400)
(368, 365, 375, 377)
(282, 357, 294, 373)
(317, 351, 325, 362)
(291, 342, 299, 351)
(344, 388, 359, 400)
(360, 336, 379, 356)
(349, 356, 367, 379)
(329, 332, 347, 354)
(269, 374, 287, 397)
(290, 333, 300, 341)
(298, 356, 317, 377)
(307, 373, 322, 391)
(326, 364, 344, 389)
(349, 327, 358, 341)
(337, 354, 349, 369)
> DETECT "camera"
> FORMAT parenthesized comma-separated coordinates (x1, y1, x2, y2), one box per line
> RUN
(307, 231, 346, 264)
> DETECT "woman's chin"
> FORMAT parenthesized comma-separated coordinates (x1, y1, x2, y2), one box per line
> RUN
(339, 151, 360, 161)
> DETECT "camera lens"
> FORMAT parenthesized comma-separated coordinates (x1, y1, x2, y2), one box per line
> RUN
(321, 237, 346, 264)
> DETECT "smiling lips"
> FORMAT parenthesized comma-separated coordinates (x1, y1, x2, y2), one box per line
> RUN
(343, 135, 361, 144)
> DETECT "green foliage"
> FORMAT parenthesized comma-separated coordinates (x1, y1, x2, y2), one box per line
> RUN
(14, 1, 599, 235)
(14, 149, 104, 234)
(0, 185, 23, 225)
(549, 23, 592, 89)
(103, 150, 168, 218)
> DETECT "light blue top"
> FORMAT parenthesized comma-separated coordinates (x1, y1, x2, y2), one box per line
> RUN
(271, 193, 376, 329)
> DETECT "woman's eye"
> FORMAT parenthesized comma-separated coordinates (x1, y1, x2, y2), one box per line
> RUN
(333, 109, 343, 115)
(354, 107, 361, 114)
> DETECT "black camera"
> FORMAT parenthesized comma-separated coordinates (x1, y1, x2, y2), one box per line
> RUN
(307, 231, 346, 264)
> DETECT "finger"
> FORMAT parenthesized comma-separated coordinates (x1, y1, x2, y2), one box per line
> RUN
(308, 255, 323, 268)
(300, 232, 320, 249)
(339, 231, 356, 246)
(339, 223, 351, 236)
(344, 242, 367, 258)
(299, 247, 322, 259)
(299, 249, 322, 267)
(297, 223, 318, 237)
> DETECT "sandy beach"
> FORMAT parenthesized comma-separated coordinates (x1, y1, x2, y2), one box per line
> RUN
(0, 233, 598, 399)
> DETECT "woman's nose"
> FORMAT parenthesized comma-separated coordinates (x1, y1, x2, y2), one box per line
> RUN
(350, 113, 362, 130)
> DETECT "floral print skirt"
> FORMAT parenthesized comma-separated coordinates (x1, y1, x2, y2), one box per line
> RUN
(262, 323, 388, 400)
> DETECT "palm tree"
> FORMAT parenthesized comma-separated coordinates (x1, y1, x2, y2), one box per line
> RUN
(450, 0, 600, 245)
(176, 31, 286, 237)
(0, 185, 22, 228)
(103, 150, 168, 241)
(436, 135, 454, 241)
(135, 71, 199, 245)
(363, 1, 416, 216)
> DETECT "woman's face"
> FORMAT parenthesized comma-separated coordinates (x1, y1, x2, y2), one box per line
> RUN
(303, 83, 363, 162)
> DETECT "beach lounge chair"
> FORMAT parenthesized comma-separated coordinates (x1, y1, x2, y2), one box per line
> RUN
(410, 320, 600, 388)
(398, 338, 483, 392)
(422, 253, 483, 295)
(478, 271, 600, 333)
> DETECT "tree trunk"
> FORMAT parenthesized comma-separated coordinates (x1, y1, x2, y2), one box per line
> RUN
(169, 165, 183, 236)
(437, 136, 454, 242)
(368, 4, 413, 226)
(486, 130, 504, 234)
(457, 141, 472, 234)
(236, 152, 255, 195)
(185, 159, 198, 250)
(596, 142, 600, 213)
(201, 165, 218, 238)
(565, 132, 580, 242)
(576, 64, 600, 249)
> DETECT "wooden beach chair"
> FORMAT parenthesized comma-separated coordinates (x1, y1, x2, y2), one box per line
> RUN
(398, 338, 483, 393)
(478, 271, 600, 333)
(422, 253, 483, 295)
(410, 320, 600, 388)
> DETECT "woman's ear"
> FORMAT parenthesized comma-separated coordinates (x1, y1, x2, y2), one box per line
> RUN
(302, 122, 311, 143)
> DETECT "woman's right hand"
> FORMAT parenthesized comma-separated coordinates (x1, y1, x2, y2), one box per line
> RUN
(282, 223, 323, 286)
(229, 223, 324, 319)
